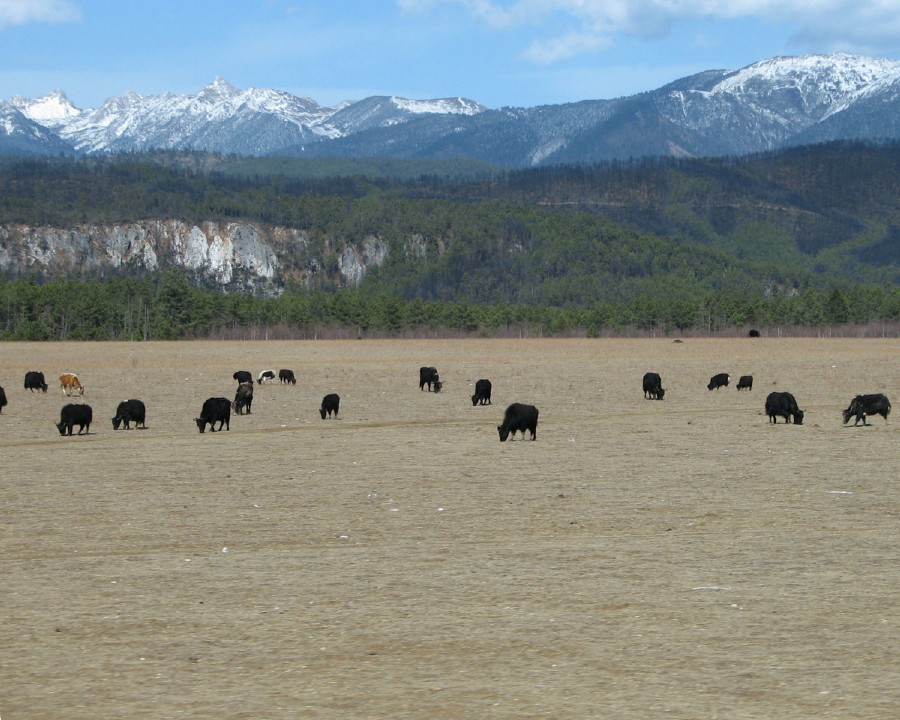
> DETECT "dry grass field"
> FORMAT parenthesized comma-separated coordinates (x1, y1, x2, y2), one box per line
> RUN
(1, 337, 898, 720)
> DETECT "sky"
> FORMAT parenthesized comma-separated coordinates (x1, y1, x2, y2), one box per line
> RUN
(3, 0, 900, 111)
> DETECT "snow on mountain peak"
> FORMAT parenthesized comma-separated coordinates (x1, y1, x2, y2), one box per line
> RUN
(11, 88, 81, 126)
(391, 96, 485, 115)
(6, 53, 900, 161)
(714, 54, 900, 96)
(199, 76, 240, 98)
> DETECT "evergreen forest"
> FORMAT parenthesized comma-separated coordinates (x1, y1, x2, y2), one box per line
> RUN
(1, 141, 898, 340)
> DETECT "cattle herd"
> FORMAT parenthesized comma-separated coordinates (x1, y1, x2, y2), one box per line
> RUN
(643, 370, 891, 428)
(0, 365, 890, 440)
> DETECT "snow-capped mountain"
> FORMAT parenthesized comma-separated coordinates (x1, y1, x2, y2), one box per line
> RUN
(0, 100, 75, 155)
(4, 54, 900, 165)
(11, 88, 81, 128)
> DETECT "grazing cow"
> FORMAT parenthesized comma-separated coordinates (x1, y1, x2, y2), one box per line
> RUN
(707, 373, 730, 391)
(233, 370, 252, 385)
(842, 394, 891, 426)
(765, 392, 804, 425)
(320, 393, 340, 419)
(24, 370, 48, 392)
(498, 403, 539, 442)
(257, 369, 276, 385)
(471, 379, 492, 406)
(232, 382, 254, 415)
(642, 372, 665, 400)
(59, 373, 85, 396)
(736, 375, 753, 391)
(111, 399, 146, 430)
(56, 403, 92, 436)
(748, 329, 761, 338)
(419, 366, 440, 392)
(0, 385, 6, 413)
(279, 369, 296, 385)
(195, 397, 231, 433)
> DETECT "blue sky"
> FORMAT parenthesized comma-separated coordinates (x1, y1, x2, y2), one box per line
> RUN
(3, 0, 900, 110)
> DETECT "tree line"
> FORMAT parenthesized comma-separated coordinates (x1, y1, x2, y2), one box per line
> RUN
(2, 270, 898, 341)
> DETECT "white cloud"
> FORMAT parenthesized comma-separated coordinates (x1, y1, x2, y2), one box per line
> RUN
(0, 0, 80, 30)
(522, 31, 613, 65)
(400, 0, 900, 61)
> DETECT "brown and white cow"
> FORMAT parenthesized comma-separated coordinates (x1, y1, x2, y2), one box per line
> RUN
(59, 373, 85, 396)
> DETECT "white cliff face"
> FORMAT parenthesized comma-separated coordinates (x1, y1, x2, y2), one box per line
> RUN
(0, 220, 280, 291)
(104, 224, 160, 269)
(338, 236, 388, 285)
(174, 222, 279, 285)
(0, 220, 394, 291)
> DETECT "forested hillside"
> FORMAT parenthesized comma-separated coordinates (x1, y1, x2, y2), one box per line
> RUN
(1, 142, 898, 339)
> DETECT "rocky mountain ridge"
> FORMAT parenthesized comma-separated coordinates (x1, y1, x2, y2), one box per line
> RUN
(4, 54, 900, 165)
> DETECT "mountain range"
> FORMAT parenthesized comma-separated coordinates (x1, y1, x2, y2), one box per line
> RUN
(4, 53, 900, 166)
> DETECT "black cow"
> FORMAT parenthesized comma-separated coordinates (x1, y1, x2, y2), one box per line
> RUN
(0, 385, 6, 413)
(765, 392, 804, 425)
(748, 329, 761, 338)
(842, 394, 891, 426)
(195, 397, 231, 433)
(320, 393, 340, 419)
(472, 379, 492, 406)
(24, 370, 48, 392)
(708, 373, 730, 390)
(233, 370, 252, 385)
(736, 375, 753, 391)
(56, 403, 93, 436)
(642, 372, 665, 400)
(257, 369, 276, 385)
(279, 369, 296, 385)
(111, 399, 146, 429)
(419, 366, 440, 392)
(233, 382, 254, 415)
(498, 403, 539, 441)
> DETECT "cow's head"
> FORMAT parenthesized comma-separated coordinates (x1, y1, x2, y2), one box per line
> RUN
(471, 393, 479, 406)
(498, 425, 511, 442)
(195, 417, 207, 433)
(56, 421, 67, 436)
(319, 407, 327, 419)
(792, 409, 805, 425)
(112, 416, 122, 430)
(656, 388, 665, 400)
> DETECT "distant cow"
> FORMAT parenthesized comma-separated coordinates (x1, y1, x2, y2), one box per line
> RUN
(472, 379, 492, 406)
(279, 369, 296, 385)
(59, 373, 84, 396)
(748, 329, 761, 338)
(498, 403, 539, 442)
(707, 373, 730, 391)
(0, 385, 6, 414)
(56, 403, 92, 436)
(233, 382, 254, 415)
(24, 371, 48, 392)
(111, 399, 146, 430)
(419, 366, 440, 392)
(233, 370, 252, 385)
(765, 392, 804, 425)
(642, 372, 665, 400)
(736, 375, 753, 391)
(842, 394, 891, 426)
(195, 397, 231, 433)
(320, 393, 340, 419)
(257, 369, 276, 385)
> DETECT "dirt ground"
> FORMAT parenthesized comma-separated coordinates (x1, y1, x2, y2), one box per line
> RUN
(1, 337, 897, 720)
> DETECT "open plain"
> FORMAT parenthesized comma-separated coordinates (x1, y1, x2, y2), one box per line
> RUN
(1, 337, 898, 719)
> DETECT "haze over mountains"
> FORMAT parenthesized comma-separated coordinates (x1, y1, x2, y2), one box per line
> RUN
(4, 53, 900, 166)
